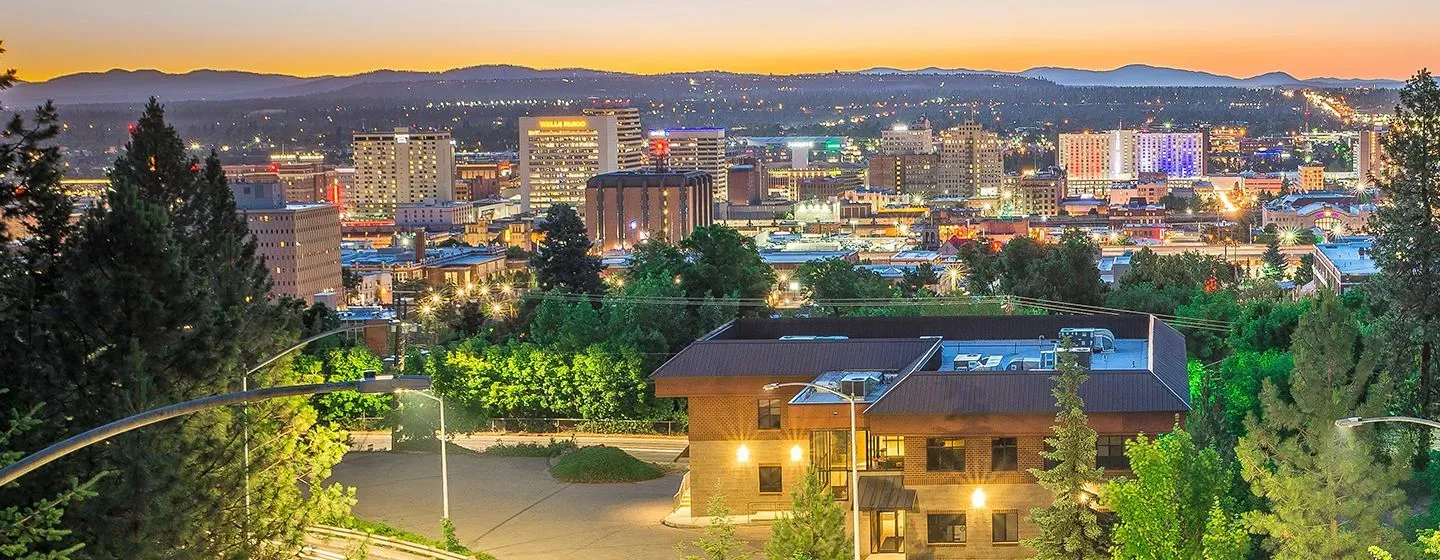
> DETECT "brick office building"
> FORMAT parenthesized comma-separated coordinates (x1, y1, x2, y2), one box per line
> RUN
(654, 315, 1188, 559)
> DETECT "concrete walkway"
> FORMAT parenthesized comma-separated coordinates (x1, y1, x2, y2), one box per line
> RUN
(331, 452, 768, 560)
(348, 432, 690, 464)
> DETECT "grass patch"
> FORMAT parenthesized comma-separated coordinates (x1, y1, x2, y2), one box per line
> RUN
(549, 445, 666, 483)
(478, 437, 579, 457)
(341, 517, 496, 560)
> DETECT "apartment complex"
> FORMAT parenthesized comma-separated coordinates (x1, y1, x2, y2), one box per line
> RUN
(222, 152, 338, 205)
(231, 181, 342, 304)
(585, 169, 714, 251)
(655, 128, 727, 201)
(655, 315, 1188, 559)
(1312, 239, 1379, 294)
(937, 122, 1003, 198)
(351, 127, 456, 219)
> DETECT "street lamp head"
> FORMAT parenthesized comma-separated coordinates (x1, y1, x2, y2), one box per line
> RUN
(763, 383, 781, 391)
(1335, 416, 1364, 428)
(359, 375, 432, 394)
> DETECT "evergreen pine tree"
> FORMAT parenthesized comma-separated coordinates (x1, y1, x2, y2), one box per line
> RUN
(1236, 293, 1410, 558)
(27, 101, 351, 557)
(766, 469, 849, 560)
(1369, 69, 1440, 469)
(533, 204, 604, 294)
(1024, 350, 1107, 560)
(1262, 237, 1287, 278)
(681, 489, 750, 560)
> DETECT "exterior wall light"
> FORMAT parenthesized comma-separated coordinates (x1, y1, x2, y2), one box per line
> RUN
(737, 444, 750, 463)
(971, 487, 987, 508)
(790, 444, 803, 462)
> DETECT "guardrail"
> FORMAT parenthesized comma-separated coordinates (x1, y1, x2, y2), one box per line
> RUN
(305, 524, 472, 560)
(483, 417, 688, 435)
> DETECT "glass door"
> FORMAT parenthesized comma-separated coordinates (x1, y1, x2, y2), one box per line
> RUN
(872, 510, 905, 553)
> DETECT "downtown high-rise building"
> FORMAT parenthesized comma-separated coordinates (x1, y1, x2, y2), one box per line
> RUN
(1357, 126, 1391, 187)
(881, 118, 936, 156)
(581, 104, 645, 170)
(350, 127, 455, 219)
(937, 121, 1003, 198)
(1058, 129, 1203, 196)
(520, 115, 626, 216)
(653, 128, 727, 201)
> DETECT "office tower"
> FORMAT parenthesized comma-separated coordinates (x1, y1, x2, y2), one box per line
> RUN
(937, 121, 1003, 197)
(1135, 132, 1205, 178)
(350, 127, 456, 219)
(230, 181, 342, 304)
(519, 115, 626, 216)
(881, 118, 935, 155)
(1016, 168, 1068, 217)
(585, 169, 714, 252)
(1299, 162, 1326, 192)
(582, 103, 645, 170)
(1358, 126, 1391, 187)
(867, 154, 939, 197)
(655, 128, 727, 201)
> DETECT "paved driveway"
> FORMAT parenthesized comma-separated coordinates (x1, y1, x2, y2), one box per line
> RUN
(348, 432, 690, 463)
(331, 453, 770, 560)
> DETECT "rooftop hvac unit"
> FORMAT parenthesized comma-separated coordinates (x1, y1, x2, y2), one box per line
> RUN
(838, 373, 880, 398)
(1059, 328, 1117, 353)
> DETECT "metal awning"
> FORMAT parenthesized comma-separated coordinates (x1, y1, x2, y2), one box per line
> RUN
(857, 475, 916, 511)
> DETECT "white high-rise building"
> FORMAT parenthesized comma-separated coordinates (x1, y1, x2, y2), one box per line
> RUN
(937, 121, 1003, 197)
(1057, 130, 1138, 182)
(351, 127, 455, 219)
(1136, 132, 1205, 179)
(655, 128, 727, 201)
(519, 115, 623, 216)
(881, 118, 936, 156)
(581, 105, 645, 171)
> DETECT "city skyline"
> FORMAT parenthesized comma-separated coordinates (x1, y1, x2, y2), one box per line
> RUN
(5, 0, 1438, 82)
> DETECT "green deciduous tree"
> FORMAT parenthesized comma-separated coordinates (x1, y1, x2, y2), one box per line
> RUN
(681, 225, 775, 306)
(1237, 294, 1410, 558)
(1106, 428, 1248, 560)
(1025, 352, 1107, 560)
(794, 257, 894, 315)
(1369, 69, 1440, 470)
(533, 204, 604, 294)
(898, 262, 941, 298)
(766, 469, 849, 560)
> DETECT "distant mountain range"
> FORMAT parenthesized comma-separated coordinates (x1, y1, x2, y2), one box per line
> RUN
(860, 64, 1405, 89)
(0, 63, 1404, 106)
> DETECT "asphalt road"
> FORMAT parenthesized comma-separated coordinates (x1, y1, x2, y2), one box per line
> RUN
(348, 432, 690, 463)
(331, 452, 768, 560)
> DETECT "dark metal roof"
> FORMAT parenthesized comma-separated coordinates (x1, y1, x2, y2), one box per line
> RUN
(864, 370, 1188, 415)
(1148, 318, 1191, 408)
(711, 315, 1153, 341)
(858, 475, 917, 511)
(651, 339, 939, 379)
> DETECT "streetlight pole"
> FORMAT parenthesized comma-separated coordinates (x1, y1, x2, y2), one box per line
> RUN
(0, 376, 431, 488)
(404, 390, 451, 521)
(765, 382, 861, 560)
(1335, 416, 1440, 430)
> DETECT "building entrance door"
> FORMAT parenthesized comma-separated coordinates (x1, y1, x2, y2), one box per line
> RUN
(872, 509, 905, 553)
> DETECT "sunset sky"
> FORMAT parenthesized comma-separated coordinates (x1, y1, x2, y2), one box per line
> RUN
(4, 0, 1437, 81)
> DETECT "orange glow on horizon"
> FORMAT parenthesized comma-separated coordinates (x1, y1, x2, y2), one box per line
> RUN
(5, 1, 1438, 83)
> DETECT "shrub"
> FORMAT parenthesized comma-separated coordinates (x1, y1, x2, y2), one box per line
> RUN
(549, 445, 665, 483)
(478, 438, 579, 457)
